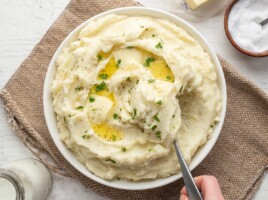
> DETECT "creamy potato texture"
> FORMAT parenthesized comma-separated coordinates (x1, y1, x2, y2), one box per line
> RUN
(51, 14, 221, 180)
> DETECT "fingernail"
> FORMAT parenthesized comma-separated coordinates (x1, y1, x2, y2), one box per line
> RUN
(180, 195, 185, 200)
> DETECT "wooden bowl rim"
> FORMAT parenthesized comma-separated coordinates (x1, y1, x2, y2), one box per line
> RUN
(224, 0, 268, 57)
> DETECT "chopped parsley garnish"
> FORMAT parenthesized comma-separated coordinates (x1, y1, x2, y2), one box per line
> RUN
(126, 77, 131, 82)
(111, 135, 116, 141)
(148, 79, 155, 84)
(144, 57, 155, 67)
(166, 75, 171, 80)
(152, 34, 156, 37)
(172, 114, 175, 118)
(136, 80, 139, 85)
(75, 86, 84, 92)
(75, 86, 83, 92)
(99, 73, 108, 79)
(106, 159, 116, 163)
(116, 59, 122, 67)
(153, 114, 160, 122)
(148, 147, 154, 152)
(151, 125, 157, 131)
(132, 108, 137, 119)
(155, 131, 162, 140)
(121, 147, 127, 152)
(89, 96, 95, 103)
(76, 106, 84, 110)
(156, 100, 162, 105)
(97, 54, 102, 61)
(113, 113, 119, 120)
(179, 85, 183, 93)
(82, 134, 90, 139)
(140, 25, 144, 28)
(210, 125, 214, 128)
(127, 46, 134, 49)
(63, 116, 67, 123)
(155, 42, 163, 49)
(95, 81, 107, 92)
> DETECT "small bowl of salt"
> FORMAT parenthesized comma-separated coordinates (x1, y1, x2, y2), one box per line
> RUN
(224, 0, 268, 57)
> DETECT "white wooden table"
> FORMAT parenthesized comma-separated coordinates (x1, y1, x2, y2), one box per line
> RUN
(0, 0, 267, 199)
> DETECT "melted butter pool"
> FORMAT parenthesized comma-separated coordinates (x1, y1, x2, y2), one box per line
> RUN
(90, 123, 123, 141)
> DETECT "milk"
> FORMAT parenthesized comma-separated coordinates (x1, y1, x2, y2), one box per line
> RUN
(0, 177, 17, 200)
(0, 159, 52, 200)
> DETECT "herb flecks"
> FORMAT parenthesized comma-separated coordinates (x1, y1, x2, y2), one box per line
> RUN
(99, 73, 108, 80)
(126, 46, 134, 49)
(95, 81, 107, 92)
(155, 42, 163, 49)
(89, 96, 95, 103)
(151, 125, 157, 131)
(144, 57, 155, 67)
(166, 75, 171, 80)
(156, 100, 162, 105)
(155, 131, 162, 140)
(111, 135, 116, 141)
(179, 85, 183, 93)
(76, 106, 84, 110)
(113, 113, 119, 120)
(153, 114, 160, 122)
(75, 86, 84, 92)
(148, 147, 154, 152)
(106, 159, 116, 163)
(148, 79, 155, 84)
(116, 59, 122, 67)
(132, 108, 137, 119)
(121, 147, 127, 152)
(82, 134, 90, 140)
(126, 77, 131, 82)
(97, 54, 102, 61)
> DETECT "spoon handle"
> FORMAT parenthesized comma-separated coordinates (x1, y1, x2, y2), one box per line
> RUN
(173, 140, 203, 200)
(260, 17, 268, 27)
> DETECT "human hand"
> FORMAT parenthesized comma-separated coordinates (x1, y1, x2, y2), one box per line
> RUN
(180, 175, 225, 200)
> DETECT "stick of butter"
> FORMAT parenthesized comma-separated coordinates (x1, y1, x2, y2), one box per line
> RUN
(185, 0, 211, 10)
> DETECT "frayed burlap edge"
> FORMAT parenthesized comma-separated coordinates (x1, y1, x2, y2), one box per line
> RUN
(243, 165, 268, 200)
(0, 89, 69, 177)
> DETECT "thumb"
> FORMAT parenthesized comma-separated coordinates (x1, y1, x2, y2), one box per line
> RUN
(180, 194, 189, 200)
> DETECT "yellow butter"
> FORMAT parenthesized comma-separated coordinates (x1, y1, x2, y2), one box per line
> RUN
(185, 0, 210, 10)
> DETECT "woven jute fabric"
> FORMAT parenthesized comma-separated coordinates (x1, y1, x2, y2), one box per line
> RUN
(1, 0, 268, 199)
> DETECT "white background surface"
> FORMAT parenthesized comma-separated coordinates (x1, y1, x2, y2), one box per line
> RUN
(0, 0, 267, 199)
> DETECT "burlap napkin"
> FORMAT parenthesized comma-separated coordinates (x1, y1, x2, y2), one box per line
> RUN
(1, 0, 267, 199)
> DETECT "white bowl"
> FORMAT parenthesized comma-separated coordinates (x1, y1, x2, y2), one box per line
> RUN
(43, 7, 227, 190)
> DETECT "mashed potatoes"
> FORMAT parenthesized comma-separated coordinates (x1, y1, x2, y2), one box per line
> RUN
(51, 14, 221, 180)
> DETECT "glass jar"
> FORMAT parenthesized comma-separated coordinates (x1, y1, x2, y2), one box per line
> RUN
(0, 158, 52, 200)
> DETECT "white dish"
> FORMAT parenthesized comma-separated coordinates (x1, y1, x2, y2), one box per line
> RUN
(43, 7, 227, 190)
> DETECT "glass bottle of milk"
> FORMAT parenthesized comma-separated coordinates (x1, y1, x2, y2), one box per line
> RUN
(0, 158, 52, 200)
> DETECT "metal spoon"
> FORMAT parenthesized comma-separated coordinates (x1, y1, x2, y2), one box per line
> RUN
(173, 140, 203, 200)
(260, 17, 268, 27)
